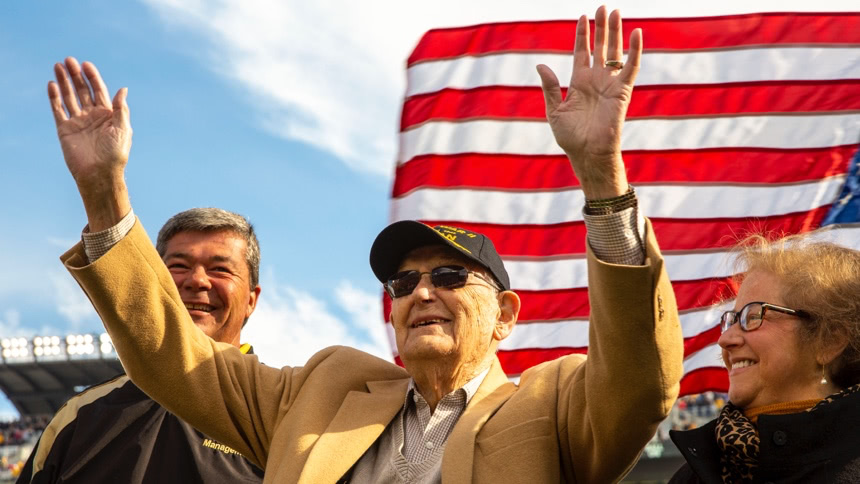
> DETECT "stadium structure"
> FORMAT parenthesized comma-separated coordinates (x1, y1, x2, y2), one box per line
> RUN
(0, 332, 123, 480)
(0, 333, 123, 417)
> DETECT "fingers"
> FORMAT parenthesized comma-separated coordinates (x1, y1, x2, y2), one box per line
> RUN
(573, 14, 590, 70)
(65, 57, 94, 110)
(52, 57, 117, 118)
(54, 62, 81, 117)
(83, 62, 112, 108)
(536, 64, 563, 114)
(619, 28, 643, 85)
(607, 9, 623, 65)
(47, 82, 68, 124)
(593, 6, 608, 67)
(112, 87, 130, 126)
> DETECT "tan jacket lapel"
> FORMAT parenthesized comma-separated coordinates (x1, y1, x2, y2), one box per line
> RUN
(441, 358, 516, 483)
(299, 378, 409, 484)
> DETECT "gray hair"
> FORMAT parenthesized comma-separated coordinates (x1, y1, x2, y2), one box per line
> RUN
(156, 208, 261, 288)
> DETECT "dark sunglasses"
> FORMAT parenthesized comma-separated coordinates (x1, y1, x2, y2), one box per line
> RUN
(720, 301, 809, 333)
(385, 265, 500, 299)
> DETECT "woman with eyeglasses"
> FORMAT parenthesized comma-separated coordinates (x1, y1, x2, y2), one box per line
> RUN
(669, 234, 860, 483)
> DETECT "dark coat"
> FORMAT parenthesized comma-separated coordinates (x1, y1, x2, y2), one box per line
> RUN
(17, 374, 264, 484)
(668, 390, 860, 483)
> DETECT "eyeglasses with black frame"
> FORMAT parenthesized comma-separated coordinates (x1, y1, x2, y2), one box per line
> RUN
(385, 265, 501, 299)
(720, 301, 810, 333)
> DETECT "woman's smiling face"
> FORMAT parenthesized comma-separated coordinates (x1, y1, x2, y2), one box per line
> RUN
(719, 270, 821, 409)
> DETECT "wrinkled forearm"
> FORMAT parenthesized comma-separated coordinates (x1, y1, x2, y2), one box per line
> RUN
(76, 175, 132, 233)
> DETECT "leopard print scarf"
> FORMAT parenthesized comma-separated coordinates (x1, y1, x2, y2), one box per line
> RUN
(715, 384, 860, 483)
(715, 402, 758, 482)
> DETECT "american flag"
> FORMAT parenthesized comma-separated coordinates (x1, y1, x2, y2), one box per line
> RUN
(386, 12, 860, 396)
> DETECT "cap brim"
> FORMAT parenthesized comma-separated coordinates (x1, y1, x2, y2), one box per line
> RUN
(370, 221, 481, 284)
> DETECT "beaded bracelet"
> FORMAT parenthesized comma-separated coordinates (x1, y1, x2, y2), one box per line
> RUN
(583, 187, 637, 215)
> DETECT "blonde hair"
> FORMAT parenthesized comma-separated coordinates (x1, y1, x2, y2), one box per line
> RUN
(734, 233, 860, 388)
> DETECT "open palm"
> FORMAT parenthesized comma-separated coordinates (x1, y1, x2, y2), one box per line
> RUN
(49, 58, 131, 187)
(537, 7, 642, 199)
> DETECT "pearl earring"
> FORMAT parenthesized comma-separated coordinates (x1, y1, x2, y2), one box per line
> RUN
(820, 365, 828, 385)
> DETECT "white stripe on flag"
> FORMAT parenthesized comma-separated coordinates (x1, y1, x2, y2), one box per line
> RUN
(497, 305, 730, 350)
(499, 320, 589, 350)
(808, 223, 860, 246)
(406, 47, 860, 96)
(391, 177, 846, 225)
(681, 302, 732, 339)
(503, 250, 734, 291)
(684, 344, 725, 374)
(387, 303, 732, 351)
(385, 319, 398, 356)
(398, 114, 860, 162)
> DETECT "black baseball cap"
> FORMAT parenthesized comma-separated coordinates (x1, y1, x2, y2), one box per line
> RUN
(370, 221, 510, 291)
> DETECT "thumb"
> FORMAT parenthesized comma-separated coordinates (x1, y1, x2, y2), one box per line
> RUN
(112, 87, 129, 125)
(536, 64, 563, 115)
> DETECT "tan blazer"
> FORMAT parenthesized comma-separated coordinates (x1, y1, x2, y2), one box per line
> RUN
(63, 219, 682, 483)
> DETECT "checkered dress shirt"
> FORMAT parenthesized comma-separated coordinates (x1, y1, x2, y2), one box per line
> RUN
(399, 367, 488, 463)
(81, 210, 137, 262)
(582, 204, 646, 266)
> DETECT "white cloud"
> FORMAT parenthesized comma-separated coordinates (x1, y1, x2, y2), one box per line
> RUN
(334, 281, 394, 354)
(0, 309, 63, 341)
(138, 0, 856, 178)
(50, 271, 99, 326)
(242, 276, 392, 368)
(0, 310, 23, 336)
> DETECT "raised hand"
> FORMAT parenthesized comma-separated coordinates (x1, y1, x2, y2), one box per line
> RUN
(49, 57, 132, 231)
(536, 7, 642, 200)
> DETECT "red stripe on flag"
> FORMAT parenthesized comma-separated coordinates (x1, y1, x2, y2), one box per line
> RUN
(673, 279, 737, 314)
(401, 81, 860, 129)
(515, 289, 589, 321)
(383, 289, 590, 325)
(413, 207, 832, 257)
(679, 367, 730, 396)
(498, 347, 588, 375)
(408, 221, 593, 257)
(515, 277, 734, 321)
(408, 13, 860, 65)
(404, 346, 728, 379)
(650, 207, 831, 253)
(515, 278, 731, 321)
(684, 325, 723, 357)
(384, 277, 736, 325)
(393, 147, 856, 194)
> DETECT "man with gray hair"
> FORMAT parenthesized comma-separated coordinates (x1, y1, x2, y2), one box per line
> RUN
(17, 207, 265, 483)
(155, 207, 262, 341)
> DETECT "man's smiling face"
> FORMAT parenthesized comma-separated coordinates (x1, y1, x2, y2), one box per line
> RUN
(162, 229, 260, 346)
(389, 245, 502, 370)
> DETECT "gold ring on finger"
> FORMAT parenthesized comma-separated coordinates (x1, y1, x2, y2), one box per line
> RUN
(604, 60, 624, 69)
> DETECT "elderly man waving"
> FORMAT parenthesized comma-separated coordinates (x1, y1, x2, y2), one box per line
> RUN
(55, 7, 682, 483)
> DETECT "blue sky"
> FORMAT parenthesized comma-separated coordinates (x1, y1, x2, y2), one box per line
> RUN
(0, 0, 854, 418)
